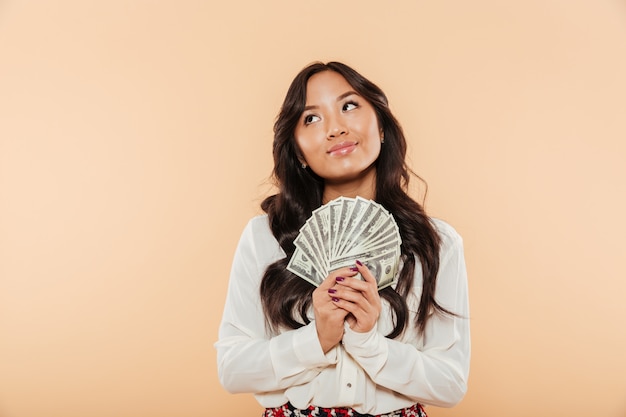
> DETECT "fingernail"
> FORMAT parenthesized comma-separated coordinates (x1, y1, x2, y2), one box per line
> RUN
(356, 260, 363, 266)
(349, 267, 358, 271)
(328, 289, 336, 294)
(332, 297, 339, 302)
(336, 276, 345, 282)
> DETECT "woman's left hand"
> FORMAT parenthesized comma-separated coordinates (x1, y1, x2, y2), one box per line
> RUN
(331, 261, 382, 333)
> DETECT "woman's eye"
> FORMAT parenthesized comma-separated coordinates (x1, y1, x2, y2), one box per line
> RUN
(343, 101, 358, 111)
(304, 114, 320, 125)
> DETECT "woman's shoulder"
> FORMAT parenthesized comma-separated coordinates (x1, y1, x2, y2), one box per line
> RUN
(241, 214, 272, 240)
(237, 213, 285, 262)
(430, 217, 463, 251)
(246, 213, 270, 229)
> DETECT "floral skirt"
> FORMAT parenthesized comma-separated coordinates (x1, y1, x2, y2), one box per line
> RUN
(263, 402, 427, 417)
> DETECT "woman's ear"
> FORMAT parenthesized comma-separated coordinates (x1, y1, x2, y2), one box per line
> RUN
(293, 142, 308, 169)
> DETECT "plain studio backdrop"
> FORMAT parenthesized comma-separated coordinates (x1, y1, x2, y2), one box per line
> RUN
(1, 1, 625, 416)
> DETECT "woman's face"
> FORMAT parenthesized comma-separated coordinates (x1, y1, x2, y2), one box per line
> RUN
(294, 70, 382, 186)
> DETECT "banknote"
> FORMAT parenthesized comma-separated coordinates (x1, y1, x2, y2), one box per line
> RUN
(311, 205, 331, 261)
(286, 197, 402, 289)
(286, 248, 326, 287)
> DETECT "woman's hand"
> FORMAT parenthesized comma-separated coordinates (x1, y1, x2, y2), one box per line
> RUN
(312, 267, 359, 353)
(331, 261, 382, 333)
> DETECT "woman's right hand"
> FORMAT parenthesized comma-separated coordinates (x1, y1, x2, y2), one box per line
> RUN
(312, 267, 359, 353)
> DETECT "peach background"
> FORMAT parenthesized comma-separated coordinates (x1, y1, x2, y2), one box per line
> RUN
(1, 1, 625, 416)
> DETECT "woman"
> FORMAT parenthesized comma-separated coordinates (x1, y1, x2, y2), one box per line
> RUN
(216, 61, 470, 416)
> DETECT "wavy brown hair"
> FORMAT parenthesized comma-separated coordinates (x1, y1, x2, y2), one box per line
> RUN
(260, 61, 449, 338)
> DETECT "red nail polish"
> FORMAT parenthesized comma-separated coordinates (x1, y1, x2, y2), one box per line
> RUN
(356, 260, 363, 266)
(328, 289, 336, 294)
(336, 276, 345, 282)
(349, 267, 358, 271)
(332, 297, 339, 302)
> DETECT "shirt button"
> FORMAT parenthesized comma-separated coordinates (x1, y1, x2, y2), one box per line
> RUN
(347, 383, 352, 388)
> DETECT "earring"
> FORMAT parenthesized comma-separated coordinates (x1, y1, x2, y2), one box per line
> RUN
(301, 162, 307, 169)
(381, 136, 385, 144)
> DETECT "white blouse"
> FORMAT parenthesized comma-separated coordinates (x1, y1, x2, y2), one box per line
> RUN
(215, 214, 470, 414)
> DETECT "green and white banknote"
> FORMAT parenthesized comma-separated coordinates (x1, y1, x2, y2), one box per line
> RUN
(287, 196, 402, 290)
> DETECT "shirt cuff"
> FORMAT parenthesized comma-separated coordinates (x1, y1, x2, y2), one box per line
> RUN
(270, 322, 338, 380)
(342, 322, 388, 361)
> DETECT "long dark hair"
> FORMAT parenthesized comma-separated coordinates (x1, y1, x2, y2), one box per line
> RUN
(260, 61, 448, 337)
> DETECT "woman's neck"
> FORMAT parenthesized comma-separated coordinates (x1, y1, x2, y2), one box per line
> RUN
(322, 167, 377, 204)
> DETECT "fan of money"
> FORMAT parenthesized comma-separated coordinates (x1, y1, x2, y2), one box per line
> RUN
(287, 196, 402, 290)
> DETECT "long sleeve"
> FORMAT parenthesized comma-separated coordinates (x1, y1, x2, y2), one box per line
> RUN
(342, 219, 470, 407)
(215, 215, 470, 413)
(215, 216, 338, 394)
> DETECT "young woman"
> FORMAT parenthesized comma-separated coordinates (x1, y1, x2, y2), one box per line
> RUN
(216, 62, 470, 417)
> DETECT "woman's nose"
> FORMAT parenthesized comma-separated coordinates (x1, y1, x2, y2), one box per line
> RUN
(327, 118, 348, 139)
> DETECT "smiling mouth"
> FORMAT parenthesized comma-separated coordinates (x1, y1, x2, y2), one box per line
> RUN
(327, 141, 358, 156)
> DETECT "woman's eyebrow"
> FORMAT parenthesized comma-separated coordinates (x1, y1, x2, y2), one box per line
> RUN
(337, 91, 358, 101)
(303, 91, 359, 111)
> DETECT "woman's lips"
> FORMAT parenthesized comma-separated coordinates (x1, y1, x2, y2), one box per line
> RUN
(327, 141, 357, 156)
